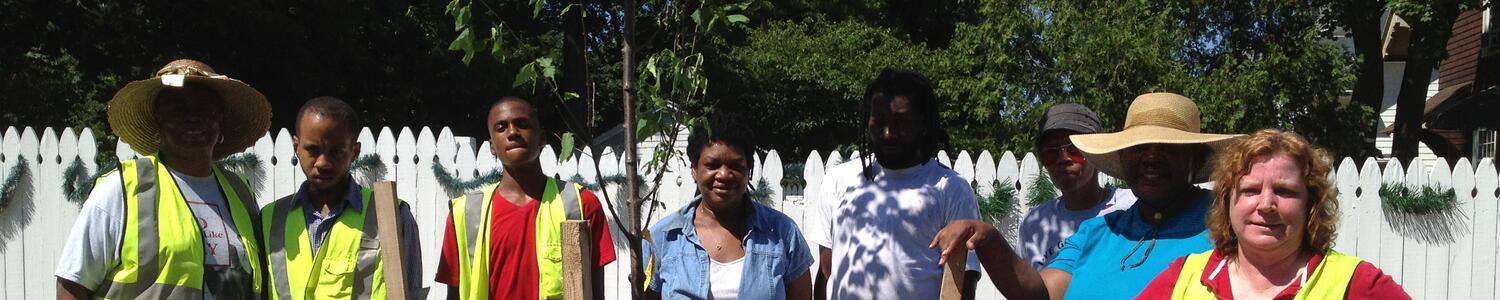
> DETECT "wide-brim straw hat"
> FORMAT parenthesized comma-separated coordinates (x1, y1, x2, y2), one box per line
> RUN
(107, 59, 270, 159)
(1069, 92, 1243, 183)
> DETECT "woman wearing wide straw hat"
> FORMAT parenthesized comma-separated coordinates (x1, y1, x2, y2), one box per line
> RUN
(56, 59, 271, 300)
(929, 92, 1242, 299)
(1134, 129, 1409, 299)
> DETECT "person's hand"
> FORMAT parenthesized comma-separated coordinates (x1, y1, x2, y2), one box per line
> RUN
(929, 219, 1000, 265)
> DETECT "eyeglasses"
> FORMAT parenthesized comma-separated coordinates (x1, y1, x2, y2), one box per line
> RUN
(1040, 143, 1086, 164)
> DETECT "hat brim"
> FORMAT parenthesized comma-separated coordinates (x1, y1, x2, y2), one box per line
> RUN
(1070, 125, 1243, 183)
(107, 75, 271, 159)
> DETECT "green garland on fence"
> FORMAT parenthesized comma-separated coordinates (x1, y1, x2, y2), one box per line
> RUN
(749, 177, 774, 204)
(1380, 182, 1458, 215)
(431, 160, 502, 193)
(978, 181, 1018, 223)
(62, 158, 118, 203)
(1, 157, 31, 211)
(218, 153, 260, 173)
(351, 154, 383, 175)
(1027, 174, 1058, 207)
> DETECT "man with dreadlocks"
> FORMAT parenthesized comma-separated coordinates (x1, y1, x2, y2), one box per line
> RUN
(809, 68, 982, 299)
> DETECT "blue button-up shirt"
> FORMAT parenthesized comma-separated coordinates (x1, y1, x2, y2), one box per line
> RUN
(293, 179, 426, 298)
(297, 180, 365, 254)
(644, 196, 815, 299)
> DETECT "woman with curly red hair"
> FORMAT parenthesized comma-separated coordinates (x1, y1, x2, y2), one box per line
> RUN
(1135, 129, 1410, 299)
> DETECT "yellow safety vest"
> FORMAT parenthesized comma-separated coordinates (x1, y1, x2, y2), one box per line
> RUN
(1170, 249, 1362, 300)
(450, 178, 583, 300)
(263, 186, 394, 299)
(96, 156, 264, 299)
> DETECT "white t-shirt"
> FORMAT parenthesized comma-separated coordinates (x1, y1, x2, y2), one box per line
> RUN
(809, 159, 982, 300)
(707, 256, 745, 300)
(55, 166, 256, 299)
(1017, 187, 1136, 271)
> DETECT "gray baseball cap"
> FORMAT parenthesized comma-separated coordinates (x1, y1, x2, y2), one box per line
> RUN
(1036, 103, 1104, 140)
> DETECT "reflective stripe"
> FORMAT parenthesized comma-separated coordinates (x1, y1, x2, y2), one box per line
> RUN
(453, 184, 494, 300)
(463, 189, 485, 261)
(99, 281, 206, 299)
(1170, 250, 1364, 300)
(560, 180, 581, 220)
(101, 158, 191, 299)
(266, 187, 388, 300)
(352, 193, 381, 300)
(268, 198, 298, 300)
(216, 168, 264, 295)
(454, 179, 584, 299)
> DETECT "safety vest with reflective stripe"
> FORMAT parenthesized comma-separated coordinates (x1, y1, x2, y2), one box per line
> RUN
(263, 187, 392, 300)
(1170, 249, 1361, 300)
(96, 156, 265, 299)
(450, 178, 583, 300)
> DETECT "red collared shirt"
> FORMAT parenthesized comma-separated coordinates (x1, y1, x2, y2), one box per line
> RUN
(1135, 250, 1411, 299)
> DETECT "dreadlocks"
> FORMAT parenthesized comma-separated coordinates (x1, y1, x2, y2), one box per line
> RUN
(859, 68, 950, 180)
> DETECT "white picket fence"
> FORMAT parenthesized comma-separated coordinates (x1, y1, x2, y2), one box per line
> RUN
(0, 126, 1496, 299)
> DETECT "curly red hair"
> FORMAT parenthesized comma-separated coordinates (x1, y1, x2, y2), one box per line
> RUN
(1207, 129, 1338, 257)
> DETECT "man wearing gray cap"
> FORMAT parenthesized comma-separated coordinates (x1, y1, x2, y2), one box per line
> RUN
(1016, 103, 1136, 271)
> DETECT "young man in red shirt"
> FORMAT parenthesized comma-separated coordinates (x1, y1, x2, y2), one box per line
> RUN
(436, 96, 616, 299)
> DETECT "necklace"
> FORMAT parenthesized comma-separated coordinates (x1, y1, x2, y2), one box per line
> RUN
(1120, 212, 1163, 270)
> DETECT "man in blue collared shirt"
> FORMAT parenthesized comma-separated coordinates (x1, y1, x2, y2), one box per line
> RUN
(644, 113, 815, 300)
(261, 97, 424, 299)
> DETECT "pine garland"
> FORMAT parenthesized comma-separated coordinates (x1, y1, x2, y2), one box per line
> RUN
(1380, 182, 1458, 215)
(1027, 173, 1058, 207)
(1, 157, 31, 210)
(431, 160, 502, 193)
(978, 181, 1018, 223)
(218, 153, 261, 173)
(749, 177, 773, 204)
(351, 154, 384, 175)
(62, 158, 117, 203)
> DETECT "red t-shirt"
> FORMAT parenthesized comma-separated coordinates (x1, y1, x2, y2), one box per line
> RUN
(435, 185, 618, 299)
(1135, 250, 1410, 299)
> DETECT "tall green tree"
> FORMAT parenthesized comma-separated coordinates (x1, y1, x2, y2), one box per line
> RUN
(724, 0, 1378, 158)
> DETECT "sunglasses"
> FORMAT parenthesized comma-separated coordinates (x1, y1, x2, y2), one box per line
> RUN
(1040, 143, 1086, 164)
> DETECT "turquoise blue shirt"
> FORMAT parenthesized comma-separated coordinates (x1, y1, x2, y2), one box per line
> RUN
(645, 196, 815, 299)
(1046, 188, 1214, 300)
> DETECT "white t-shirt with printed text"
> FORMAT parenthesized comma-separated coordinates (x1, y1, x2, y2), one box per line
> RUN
(1017, 187, 1136, 270)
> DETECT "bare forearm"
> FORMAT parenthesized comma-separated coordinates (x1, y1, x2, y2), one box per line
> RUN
(56, 278, 92, 300)
(975, 240, 1048, 300)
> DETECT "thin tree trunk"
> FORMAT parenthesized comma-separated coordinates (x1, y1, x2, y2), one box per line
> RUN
(562, 0, 592, 139)
(621, 0, 644, 297)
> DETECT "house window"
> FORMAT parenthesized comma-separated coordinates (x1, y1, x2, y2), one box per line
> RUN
(1477, 128, 1497, 162)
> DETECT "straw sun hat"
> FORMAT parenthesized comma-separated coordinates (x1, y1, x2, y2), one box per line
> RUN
(1068, 92, 1243, 184)
(107, 59, 271, 159)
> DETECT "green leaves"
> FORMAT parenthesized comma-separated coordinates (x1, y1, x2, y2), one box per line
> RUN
(559, 132, 576, 162)
(444, 0, 477, 64)
(448, 28, 477, 64)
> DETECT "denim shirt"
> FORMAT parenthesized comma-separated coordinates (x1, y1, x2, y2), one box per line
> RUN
(645, 196, 815, 299)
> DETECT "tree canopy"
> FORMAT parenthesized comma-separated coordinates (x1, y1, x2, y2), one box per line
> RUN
(3, 0, 1399, 159)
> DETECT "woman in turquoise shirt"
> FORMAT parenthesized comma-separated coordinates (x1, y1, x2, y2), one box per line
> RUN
(644, 113, 814, 300)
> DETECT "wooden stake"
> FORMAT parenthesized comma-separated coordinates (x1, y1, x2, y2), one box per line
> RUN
(940, 251, 967, 300)
(562, 220, 595, 300)
(373, 181, 408, 300)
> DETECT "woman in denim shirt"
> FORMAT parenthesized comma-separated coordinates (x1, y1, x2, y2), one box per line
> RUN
(644, 114, 815, 300)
